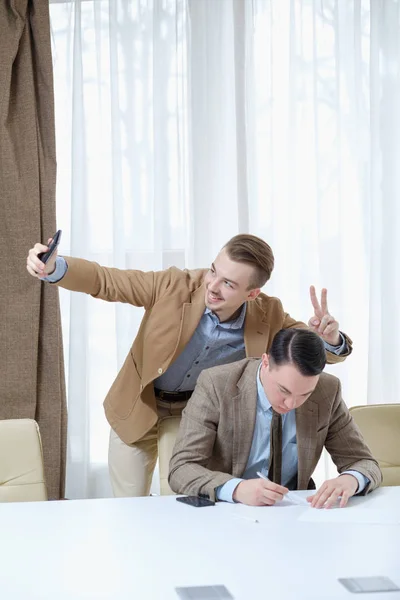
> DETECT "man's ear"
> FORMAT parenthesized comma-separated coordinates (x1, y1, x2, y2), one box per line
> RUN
(247, 287, 261, 301)
(261, 352, 270, 370)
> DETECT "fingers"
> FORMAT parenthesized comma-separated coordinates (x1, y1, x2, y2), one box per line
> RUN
(262, 488, 285, 505)
(261, 488, 287, 504)
(339, 489, 351, 508)
(26, 260, 45, 278)
(309, 484, 334, 509)
(309, 285, 321, 314)
(259, 481, 288, 506)
(265, 481, 289, 495)
(318, 314, 337, 335)
(26, 264, 44, 279)
(321, 288, 328, 313)
(322, 322, 338, 337)
(26, 243, 48, 277)
(308, 317, 321, 331)
(235, 479, 289, 506)
(323, 489, 342, 509)
(310, 286, 330, 320)
(34, 243, 49, 254)
(308, 487, 324, 508)
(309, 481, 333, 508)
(309, 480, 350, 509)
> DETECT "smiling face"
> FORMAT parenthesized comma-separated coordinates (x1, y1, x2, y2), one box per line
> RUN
(259, 353, 320, 414)
(203, 248, 261, 322)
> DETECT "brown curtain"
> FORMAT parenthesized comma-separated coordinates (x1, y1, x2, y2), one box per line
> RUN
(0, 0, 67, 499)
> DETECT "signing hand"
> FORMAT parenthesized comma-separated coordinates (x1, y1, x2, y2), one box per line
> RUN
(26, 238, 58, 279)
(309, 286, 340, 346)
(306, 474, 359, 509)
(233, 478, 288, 507)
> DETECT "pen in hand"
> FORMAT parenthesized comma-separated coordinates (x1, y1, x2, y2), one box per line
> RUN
(257, 471, 308, 506)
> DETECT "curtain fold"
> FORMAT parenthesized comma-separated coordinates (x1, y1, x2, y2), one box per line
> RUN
(0, 0, 67, 499)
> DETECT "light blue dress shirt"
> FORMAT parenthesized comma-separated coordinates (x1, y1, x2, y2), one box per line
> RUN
(216, 367, 369, 502)
(155, 305, 246, 391)
(45, 257, 347, 393)
(44, 256, 69, 283)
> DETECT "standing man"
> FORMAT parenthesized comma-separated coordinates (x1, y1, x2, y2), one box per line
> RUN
(169, 329, 381, 507)
(27, 234, 352, 497)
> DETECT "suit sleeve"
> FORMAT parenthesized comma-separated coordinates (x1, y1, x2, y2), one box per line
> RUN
(323, 380, 382, 493)
(168, 370, 235, 501)
(282, 310, 353, 364)
(53, 256, 178, 309)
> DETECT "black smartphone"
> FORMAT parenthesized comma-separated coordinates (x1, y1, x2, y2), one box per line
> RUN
(176, 495, 215, 508)
(38, 230, 62, 264)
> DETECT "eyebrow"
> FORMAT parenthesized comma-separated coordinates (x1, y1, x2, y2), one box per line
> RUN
(211, 263, 239, 287)
(278, 384, 315, 397)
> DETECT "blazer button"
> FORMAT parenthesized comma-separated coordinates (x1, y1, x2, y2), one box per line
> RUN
(158, 368, 163, 374)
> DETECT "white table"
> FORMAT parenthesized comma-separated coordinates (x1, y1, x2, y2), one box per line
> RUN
(0, 487, 399, 600)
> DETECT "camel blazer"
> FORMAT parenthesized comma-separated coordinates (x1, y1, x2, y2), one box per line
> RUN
(55, 257, 353, 444)
(169, 359, 381, 500)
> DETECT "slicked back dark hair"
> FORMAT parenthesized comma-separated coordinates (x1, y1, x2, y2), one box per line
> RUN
(269, 328, 326, 376)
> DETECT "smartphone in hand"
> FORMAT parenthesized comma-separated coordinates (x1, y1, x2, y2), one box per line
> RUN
(38, 230, 62, 264)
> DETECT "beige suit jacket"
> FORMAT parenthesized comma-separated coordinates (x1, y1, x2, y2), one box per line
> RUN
(169, 359, 382, 500)
(55, 257, 352, 444)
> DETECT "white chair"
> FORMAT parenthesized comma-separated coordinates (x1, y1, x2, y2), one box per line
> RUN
(0, 419, 47, 502)
(349, 404, 400, 486)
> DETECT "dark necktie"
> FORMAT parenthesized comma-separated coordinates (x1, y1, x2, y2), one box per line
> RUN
(268, 410, 283, 485)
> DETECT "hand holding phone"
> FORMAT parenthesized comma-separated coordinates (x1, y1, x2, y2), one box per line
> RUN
(37, 230, 62, 264)
(26, 230, 62, 279)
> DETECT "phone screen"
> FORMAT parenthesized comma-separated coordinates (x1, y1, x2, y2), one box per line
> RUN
(176, 496, 215, 508)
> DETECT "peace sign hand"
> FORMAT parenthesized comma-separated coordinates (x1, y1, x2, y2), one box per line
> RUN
(308, 286, 341, 346)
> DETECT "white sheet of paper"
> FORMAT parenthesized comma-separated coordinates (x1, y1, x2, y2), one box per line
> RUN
(298, 507, 400, 524)
(284, 491, 309, 506)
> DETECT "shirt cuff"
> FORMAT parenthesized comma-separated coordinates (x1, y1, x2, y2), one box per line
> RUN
(42, 256, 68, 283)
(215, 478, 243, 503)
(341, 470, 369, 495)
(324, 332, 347, 356)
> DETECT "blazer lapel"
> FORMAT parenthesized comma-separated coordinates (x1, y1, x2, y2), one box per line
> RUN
(169, 284, 206, 364)
(231, 360, 260, 477)
(244, 301, 271, 358)
(295, 400, 318, 490)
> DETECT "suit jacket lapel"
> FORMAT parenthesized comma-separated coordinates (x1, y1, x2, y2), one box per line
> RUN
(169, 284, 206, 364)
(244, 301, 271, 357)
(231, 360, 260, 477)
(173, 290, 270, 363)
(295, 400, 318, 490)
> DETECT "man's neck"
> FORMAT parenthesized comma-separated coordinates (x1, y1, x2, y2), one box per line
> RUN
(214, 304, 244, 323)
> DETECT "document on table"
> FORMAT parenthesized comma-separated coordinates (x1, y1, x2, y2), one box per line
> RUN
(298, 507, 400, 524)
(281, 492, 309, 506)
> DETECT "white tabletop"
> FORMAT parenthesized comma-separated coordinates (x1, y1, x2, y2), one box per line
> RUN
(0, 487, 399, 600)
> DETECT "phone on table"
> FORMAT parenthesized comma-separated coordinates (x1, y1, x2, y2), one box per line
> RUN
(338, 577, 400, 594)
(176, 495, 215, 508)
(38, 230, 62, 264)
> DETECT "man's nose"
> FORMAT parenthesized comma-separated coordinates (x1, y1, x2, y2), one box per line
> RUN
(285, 397, 296, 410)
(208, 279, 220, 292)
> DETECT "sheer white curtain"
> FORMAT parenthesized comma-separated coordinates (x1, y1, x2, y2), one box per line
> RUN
(49, 0, 400, 499)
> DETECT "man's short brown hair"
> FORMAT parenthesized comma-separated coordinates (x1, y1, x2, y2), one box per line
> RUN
(223, 234, 274, 289)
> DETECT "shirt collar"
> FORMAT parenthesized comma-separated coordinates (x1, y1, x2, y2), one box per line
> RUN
(204, 302, 247, 329)
(256, 364, 272, 413)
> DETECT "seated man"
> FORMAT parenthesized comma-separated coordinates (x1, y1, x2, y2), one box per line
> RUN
(169, 329, 382, 508)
